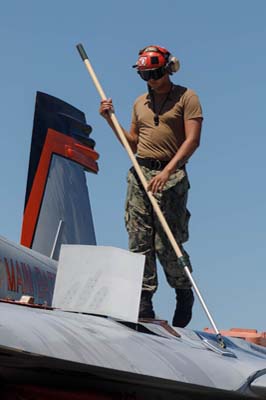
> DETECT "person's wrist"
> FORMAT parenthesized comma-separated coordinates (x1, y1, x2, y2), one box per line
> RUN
(164, 166, 173, 175)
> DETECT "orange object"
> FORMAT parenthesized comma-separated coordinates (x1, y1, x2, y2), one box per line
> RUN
(204, 327, 266, 347)
(21, 129, 99, 248)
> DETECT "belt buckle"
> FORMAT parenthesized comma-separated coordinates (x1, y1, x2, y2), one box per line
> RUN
(154, 159, 161, 170)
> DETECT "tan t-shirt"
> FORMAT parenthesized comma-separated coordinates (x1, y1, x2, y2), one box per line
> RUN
(131, 84, 203, 160)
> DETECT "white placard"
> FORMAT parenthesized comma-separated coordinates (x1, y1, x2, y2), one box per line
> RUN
(52, 245, 145, 323)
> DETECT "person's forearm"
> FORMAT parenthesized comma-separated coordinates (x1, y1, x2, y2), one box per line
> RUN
(165, 138, 200, 174)
(99, 99, 138, 153)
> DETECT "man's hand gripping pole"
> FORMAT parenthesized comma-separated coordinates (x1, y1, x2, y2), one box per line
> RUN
(76, 43, 225, 348)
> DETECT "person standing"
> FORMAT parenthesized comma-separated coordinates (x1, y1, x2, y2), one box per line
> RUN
(99, 45, 203, 327)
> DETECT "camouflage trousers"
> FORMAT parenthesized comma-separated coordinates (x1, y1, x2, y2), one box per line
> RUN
(125, 166, 192, 294)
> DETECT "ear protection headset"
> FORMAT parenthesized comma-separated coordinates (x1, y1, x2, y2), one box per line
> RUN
(133, 45, 180, 74)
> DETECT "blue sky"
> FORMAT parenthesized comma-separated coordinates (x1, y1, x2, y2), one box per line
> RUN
(0, 0, 266, 332)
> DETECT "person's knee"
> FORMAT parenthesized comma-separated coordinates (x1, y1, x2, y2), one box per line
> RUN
(128, 229, 154, 253)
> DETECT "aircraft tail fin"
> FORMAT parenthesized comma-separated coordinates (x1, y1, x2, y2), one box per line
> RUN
(21, 92, 99, 260)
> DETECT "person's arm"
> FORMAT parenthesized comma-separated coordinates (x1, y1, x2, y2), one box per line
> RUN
(164, 117, 202, 173)
(99, 99, 139, 153)
(147, 118, 202, 193)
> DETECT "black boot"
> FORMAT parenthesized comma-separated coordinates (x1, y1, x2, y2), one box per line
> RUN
(172, 288, 194, 328)
(139, 291, 155, 319)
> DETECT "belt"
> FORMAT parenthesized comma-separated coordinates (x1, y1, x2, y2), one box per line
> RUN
(136, 157, 169, 170)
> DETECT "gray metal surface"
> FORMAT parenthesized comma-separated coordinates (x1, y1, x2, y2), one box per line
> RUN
(0, 235, 57, 304)
(0, 301, 266, 397)
(32, 155, 96, 260)
(52, 245, 145, 323)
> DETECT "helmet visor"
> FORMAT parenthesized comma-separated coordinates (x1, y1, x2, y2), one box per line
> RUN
(137, 67, 166, 81)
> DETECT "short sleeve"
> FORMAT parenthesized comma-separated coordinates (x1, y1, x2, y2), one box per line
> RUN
(131, 102, 138, 127)
(183, 90, 203, 120)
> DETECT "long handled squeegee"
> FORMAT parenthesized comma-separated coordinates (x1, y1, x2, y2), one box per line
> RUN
(76, 43, 225, 348)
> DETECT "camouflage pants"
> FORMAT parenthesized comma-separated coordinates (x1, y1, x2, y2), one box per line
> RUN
(125, 166, 192, 294)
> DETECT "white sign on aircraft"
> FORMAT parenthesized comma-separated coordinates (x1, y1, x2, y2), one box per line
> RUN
(52, 245, 145, 323)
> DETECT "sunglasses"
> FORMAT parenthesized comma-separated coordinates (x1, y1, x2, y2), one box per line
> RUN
(137, 67, 166, 81)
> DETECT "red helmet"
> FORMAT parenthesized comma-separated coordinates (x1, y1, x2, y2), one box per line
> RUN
(133, 45, 180, 73)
